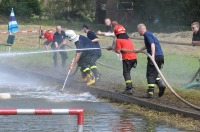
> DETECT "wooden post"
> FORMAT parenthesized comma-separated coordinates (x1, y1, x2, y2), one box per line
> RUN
(38, 25, 42, 49)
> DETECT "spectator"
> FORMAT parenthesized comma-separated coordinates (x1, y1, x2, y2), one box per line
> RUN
(191, 22, 200, 46)
(97, 18, 115, 37)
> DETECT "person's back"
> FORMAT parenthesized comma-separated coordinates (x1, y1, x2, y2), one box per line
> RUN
(113, 24, 137, 95)
(116, 37, 137, 60)
(143, 31, 163, 56)
(76, 35, 96, 55)
(44, 31, 54, 42)
(87, 30, 102, 56)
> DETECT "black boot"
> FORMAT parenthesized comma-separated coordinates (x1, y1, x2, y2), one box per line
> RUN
(156, 79, 166, 97)
(123, 83, 135, 95)
(123, 88, 134, 95)
(146, 88, 154, 98)
(91, 68, 101, 82)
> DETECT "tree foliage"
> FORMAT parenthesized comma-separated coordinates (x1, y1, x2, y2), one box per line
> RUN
(0, 0, 42, 18)
(42, 0, 95, 22)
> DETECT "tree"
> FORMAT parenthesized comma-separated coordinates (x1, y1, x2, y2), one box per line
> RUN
(42, 0, 95, 22)
(181, 0, 200, 25)
(0, 0, 42, 18)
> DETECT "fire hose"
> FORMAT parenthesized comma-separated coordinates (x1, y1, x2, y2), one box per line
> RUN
(137, 50, 200, 111)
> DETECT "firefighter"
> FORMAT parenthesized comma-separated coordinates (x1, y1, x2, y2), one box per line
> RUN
(108, 24, 137, 94)
(61, 30, 97, 86)
(82, 24, 101, 81)
(52, 26, 68, 69)
(136, 23, 166, 98)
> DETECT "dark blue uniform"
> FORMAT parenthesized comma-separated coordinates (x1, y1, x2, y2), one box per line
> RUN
(74, 35, 96, 76)
(144, 31, 163, 56)
(87, 31, 102, 56)
(143, 31, 165, 96)
(52, 30, 68, 68)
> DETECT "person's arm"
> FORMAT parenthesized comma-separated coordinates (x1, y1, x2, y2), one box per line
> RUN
(39, 31, 45, 39)
(54, 42, 58, 49)
(92, 38, 100, 43)
(97, 31, 114, 37)
(136, 46, 146, 52)
(115, 49, 121, 54)
(114, 39, 121, 54)
(53, 34, 59, 49)
(151, 43, 155, 60)
(192, 41, 200, 46)
(69, 52, 81, 71)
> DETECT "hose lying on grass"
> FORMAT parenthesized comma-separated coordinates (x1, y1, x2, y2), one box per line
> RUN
(138, 50, 200, 111)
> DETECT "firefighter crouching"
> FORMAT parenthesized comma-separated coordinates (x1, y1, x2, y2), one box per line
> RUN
(61, 30, 100, 86)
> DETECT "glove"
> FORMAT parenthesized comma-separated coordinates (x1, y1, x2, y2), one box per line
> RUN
(107, 46, 113, 51)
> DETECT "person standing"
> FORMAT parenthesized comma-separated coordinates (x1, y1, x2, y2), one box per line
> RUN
(61, 30, 97, 86)
(191, 22, 200, 46)
(39, 29, 54, 50)
(97, 18, 115, 37)
(108, 24, 137, 94)
(136, 23, 166, 98)
(82, 24, 101, 80)
(52, 25, 68, 69)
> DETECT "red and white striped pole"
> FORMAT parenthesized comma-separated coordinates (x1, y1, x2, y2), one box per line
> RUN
(0, 30, 39, 34)
(0, 108, 84, 132)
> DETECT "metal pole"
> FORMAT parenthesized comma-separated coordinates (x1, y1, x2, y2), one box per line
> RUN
(61, 58, 74, 91)
(0, 108, 84, 132)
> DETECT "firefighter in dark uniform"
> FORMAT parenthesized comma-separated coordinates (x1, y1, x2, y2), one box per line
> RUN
(61, 30, 97, 86)
(191, 22, 200, 46)
(136, 23, 166, 98)
(82, 24, 101, 81)
(52, 25, 68, 69)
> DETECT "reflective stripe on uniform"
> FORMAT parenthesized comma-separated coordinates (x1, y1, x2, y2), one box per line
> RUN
(90, 65, 97, 69)
(148, 92, 154, 95)
(156, 78, 161, 81)
(83, 68, 90, 73)
(125, 80, 132, 84)
(148, 84, 155, 87)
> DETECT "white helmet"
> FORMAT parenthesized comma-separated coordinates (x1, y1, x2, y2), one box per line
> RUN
(65, 30, 79, 43)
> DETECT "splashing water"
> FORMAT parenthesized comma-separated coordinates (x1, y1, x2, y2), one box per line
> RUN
(0, 83, 98, 102)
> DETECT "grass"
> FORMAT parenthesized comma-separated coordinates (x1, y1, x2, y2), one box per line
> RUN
(0, 21, 200, 130)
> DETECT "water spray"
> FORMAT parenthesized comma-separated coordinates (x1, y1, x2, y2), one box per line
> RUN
(61, 58, 75, 91)
(0, 47, 109, 57)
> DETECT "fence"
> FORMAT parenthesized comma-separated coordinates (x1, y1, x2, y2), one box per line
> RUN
(0, 108, 84, 132)
(0, 30, 39, 34)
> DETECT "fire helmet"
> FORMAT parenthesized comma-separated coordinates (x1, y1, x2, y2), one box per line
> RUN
(65, 30, 79, 43)
(114, 24, 126, 35)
